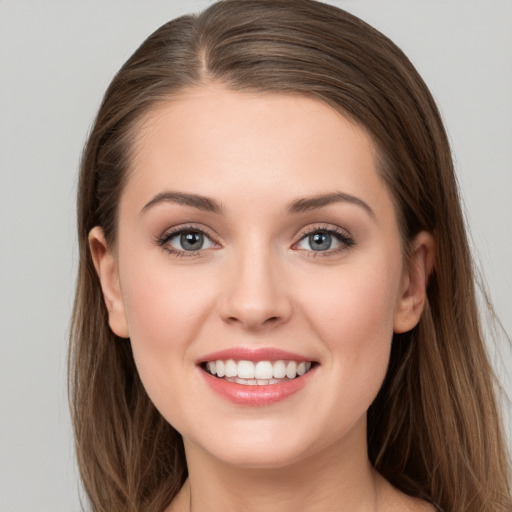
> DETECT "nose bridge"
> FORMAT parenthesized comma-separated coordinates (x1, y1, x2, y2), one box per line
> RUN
(220, 235, 291, 329)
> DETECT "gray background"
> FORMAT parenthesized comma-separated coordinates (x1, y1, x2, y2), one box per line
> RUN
(1, 1, 510, 510)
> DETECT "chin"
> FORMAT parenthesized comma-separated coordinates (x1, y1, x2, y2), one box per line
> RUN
(209, 445, 312, 470)
(184, 420, 347, 471)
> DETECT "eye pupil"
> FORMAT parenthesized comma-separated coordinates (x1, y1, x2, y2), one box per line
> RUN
(181, 231, 203, 250)
(310, 232, 331, 251)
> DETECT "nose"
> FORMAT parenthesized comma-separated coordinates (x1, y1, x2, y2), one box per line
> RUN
(218, 247, 293, 331)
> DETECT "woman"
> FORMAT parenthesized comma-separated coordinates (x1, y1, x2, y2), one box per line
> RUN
(69, 1, 511, 511)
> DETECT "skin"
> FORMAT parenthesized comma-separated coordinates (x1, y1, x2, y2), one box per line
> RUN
(90, 85, 435, 512)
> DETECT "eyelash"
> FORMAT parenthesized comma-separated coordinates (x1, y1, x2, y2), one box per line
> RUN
(155, 224, 218, 259)
(293, 225, 355, 257)
(155, 224, 355, 259)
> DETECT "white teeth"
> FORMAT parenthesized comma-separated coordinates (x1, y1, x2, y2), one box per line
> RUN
(205, 358, 314, 383)
(237, 360, 255, 379)
(286, 361, 297, 379)
(273, 360, 286, 379)
(216, 360, 225, 377)
(254, 361, 273, 380)
(235, 377, 257, 385)
(225, 359, 237, 378)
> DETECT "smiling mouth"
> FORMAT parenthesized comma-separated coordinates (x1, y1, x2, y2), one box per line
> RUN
(201, 359, 315, 386)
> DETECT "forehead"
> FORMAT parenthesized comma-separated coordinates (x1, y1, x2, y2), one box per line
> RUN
(123, 85, 391, 217)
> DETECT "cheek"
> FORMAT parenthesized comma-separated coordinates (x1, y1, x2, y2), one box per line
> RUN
(300, 252, 403, 385)
(117, 252, 218, 385)
(307, 260, 400, 338)
(120, 248, 214, 335)
(117, 260, 220, 429)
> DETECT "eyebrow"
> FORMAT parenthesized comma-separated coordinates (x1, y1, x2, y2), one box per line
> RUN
(140, 190, 374, 218)
(141, 191, 224, 215)
(286, 192, 375, 218)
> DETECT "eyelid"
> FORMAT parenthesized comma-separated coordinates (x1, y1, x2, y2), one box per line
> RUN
(292, 224, 355, 255)
(154, 222, 354, 258)
(155, 224, 221, 257)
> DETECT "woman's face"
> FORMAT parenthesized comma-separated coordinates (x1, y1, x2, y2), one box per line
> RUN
(92, 86, 429, 468)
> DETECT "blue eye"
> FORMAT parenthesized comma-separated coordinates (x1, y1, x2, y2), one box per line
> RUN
(296, 228, 353, 253)
(307, 232, 333, 251)
(159, 228, 216, 254)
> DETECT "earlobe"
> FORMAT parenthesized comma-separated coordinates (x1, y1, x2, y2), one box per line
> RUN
(88, 226, 130, 338)
(393, 231, 435, 334)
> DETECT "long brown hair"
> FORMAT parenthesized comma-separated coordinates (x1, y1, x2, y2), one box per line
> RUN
(69, 1, 511, 510)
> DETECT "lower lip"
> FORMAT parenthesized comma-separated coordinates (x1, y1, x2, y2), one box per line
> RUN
(199, 367, 316, 406)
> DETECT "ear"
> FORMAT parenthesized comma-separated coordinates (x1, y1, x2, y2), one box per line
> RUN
(88, 226, 130, 338)
(393, 231, 435, 334)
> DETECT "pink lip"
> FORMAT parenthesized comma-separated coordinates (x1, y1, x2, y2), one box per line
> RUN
(197, 347, 317, 406)
(199, 367, 316, 406)
(197, 347, 311, 364)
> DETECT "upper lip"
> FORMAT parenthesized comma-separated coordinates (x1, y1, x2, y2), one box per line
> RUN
(197, 347, 314, 364)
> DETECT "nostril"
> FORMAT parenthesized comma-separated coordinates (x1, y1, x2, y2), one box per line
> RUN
(218, 285, 293, 329)
(225, 315, 280, 326)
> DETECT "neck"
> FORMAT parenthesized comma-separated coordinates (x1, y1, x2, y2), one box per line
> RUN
(178, 422, 381, 512)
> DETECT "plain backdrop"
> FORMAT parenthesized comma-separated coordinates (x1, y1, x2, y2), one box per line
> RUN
(1, 1, 511, 510)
